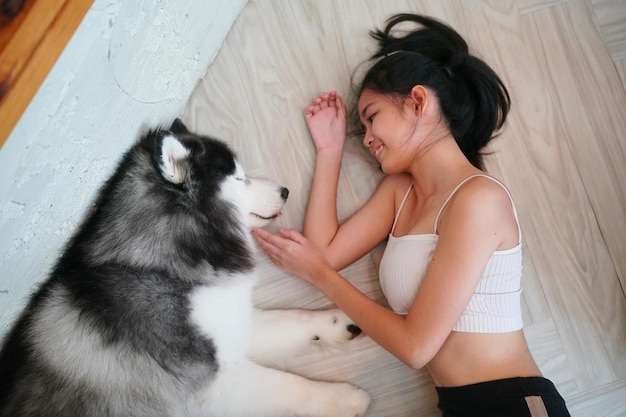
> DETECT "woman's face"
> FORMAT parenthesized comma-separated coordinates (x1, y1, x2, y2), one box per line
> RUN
(357, 89, 423, 174)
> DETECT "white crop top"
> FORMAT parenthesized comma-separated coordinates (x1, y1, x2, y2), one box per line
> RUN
(378, 174, 523, 333)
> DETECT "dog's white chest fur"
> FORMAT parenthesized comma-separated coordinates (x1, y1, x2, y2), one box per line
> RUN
(188, 275, 255, 364)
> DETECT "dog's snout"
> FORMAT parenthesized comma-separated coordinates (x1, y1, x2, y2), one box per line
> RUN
(280, 187, 289, 201)
(347, 324, 361, 339)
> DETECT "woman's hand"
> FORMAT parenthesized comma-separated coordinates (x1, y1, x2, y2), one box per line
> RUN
(304, 90, 347, 153)
(252, 228, 333, 285)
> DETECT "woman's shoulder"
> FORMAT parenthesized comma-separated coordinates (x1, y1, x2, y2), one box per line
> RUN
(368, 174, 414, 215)
(439, 174, 519, 245)
(445, 175, 514, 216)
(455, 174, 513, 205)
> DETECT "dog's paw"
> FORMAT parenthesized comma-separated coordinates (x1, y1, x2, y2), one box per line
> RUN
(309, 309, 362, 349)
(322, 382, 371, 417)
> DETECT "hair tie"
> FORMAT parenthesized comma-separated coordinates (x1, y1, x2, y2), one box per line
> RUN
(385, 50, 403, 57)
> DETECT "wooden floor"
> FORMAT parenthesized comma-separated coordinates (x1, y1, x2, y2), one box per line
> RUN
(182, 0, 626, 415)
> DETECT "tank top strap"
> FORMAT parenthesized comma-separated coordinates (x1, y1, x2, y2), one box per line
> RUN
(433, 174, 522, 243)
(391, 183, 414, 235)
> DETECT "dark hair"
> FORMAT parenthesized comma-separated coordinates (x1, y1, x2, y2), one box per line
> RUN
(356, 14, 510, 169)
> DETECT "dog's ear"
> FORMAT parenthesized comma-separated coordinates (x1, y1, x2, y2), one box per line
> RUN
(158, 134, 190, 184)
(170, 118, 190, 135)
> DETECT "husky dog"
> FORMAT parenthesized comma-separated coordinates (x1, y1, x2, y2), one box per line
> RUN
(0, 120, 370, 417)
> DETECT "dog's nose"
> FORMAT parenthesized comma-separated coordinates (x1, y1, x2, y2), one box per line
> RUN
(280, 187, 289, 200)
(347, 324, 361, 339)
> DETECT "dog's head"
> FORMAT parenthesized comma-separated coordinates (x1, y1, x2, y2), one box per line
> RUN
(80, 119, 287, 276)
(162, 119, 288, 230)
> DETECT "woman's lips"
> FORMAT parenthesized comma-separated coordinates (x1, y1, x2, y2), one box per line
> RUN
(371, 144, 383, 160)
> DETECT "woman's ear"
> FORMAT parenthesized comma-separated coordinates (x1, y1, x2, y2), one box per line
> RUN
(409, 85, 428, 115)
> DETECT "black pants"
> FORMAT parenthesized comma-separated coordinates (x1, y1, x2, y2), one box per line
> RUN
(436, 377, 571, 417)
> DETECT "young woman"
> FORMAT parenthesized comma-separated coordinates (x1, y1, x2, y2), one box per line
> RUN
(253, 13, 571, 417)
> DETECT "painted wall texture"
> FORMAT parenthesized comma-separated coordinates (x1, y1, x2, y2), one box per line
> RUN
(0, 0, 247, 337)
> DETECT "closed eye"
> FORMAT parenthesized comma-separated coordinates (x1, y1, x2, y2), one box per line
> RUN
(362, 113, 375, 125)
(235, 176, 251, 185)
(359, 115, 374, 130)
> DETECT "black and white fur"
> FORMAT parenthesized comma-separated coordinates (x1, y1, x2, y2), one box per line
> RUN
(0, 120, 370, 417)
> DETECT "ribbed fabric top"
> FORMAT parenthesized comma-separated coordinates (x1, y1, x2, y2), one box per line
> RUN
(378, 175, 523, 333)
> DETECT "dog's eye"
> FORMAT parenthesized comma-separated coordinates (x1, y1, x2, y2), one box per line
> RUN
(235, 177, 245, 182)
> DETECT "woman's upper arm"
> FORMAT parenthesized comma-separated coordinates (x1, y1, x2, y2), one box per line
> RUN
(403, 180, 511, 366)
(322, 175, 403, 270)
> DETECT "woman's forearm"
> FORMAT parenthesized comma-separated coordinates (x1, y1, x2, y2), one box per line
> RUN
(303, 148, 343, 249)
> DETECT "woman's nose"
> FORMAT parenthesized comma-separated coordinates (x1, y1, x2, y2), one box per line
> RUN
(362, 130, 373, 147)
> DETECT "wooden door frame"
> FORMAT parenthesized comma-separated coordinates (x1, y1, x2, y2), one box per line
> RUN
(0, 0, 94, 148)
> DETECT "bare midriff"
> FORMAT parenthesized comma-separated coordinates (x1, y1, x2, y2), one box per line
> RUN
(426, 330, 542, 387)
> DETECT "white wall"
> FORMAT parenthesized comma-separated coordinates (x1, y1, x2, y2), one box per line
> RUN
(0, 0, 247, 337)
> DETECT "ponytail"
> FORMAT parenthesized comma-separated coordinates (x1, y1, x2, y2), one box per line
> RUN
(357, 14, 510, 169)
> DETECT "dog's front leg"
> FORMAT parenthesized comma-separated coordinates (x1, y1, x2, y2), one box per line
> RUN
(247, 308, 361, 367)
(190, 360, 370, 417)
